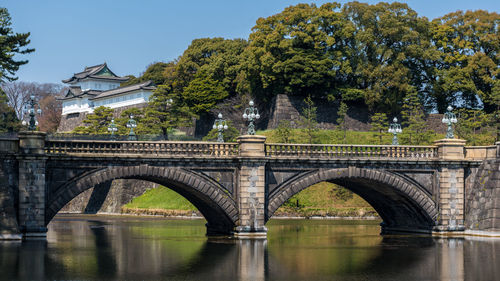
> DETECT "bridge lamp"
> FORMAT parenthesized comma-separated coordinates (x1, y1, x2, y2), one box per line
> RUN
(388, 117, 402, 145)
(126, 114, 138, 141)
(242, 100, 260, 135)
(213, 113, 229, 142)
(22, 94, 42, 131)
(107, 119, 118, 140)
(442, 106, 458, 139)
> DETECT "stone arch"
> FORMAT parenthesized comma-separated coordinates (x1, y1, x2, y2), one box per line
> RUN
(268, 167, 438, 233)
(46, 165, 238, 235)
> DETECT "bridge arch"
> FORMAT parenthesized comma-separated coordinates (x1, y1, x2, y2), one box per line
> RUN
(268, 167, 438, 232)
(46, 165, 238, 235)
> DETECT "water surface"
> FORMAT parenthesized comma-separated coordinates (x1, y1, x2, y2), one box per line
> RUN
(0, 214, 498, 280)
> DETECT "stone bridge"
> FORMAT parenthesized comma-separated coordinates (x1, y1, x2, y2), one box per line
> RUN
(1, 131, 499, 239)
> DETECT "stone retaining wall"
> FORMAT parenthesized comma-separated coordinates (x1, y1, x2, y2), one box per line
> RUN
(465, 159, 500, 231)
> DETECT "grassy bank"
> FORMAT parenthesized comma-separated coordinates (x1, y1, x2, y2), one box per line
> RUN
(122, 182, 377, 219)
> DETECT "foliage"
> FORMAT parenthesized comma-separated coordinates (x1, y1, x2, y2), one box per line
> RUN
(336, 102, 348, 143)
(121, 62, 172, 87)
(116, 107, 147, 135)
(455, 109, 496, 145)
(240, 3, 344, 100)
(142, 85, 195, 139)
(0, 8, 35, 83)
(202, 121, 239, 142)
(370, 113, 388, 145)
(182, 74, 228, 115)
(72, 106, 114, 134)
(275, 120, 292, 143)
(0, 88, 19, 132)
(299, 96, 319, 144)
(401, 89, 428, 144)
(431, 10, 500, 113)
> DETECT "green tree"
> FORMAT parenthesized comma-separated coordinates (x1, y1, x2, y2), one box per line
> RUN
(455, 109, 494, 145)
(72, 106, 113, 134)
(0, 88, 19, 132)
(370, 113, 388, 145)
(121, 62, 172, 87)
(299, 96, 319, 144)
(142, 85, 194, 140)
(116, 107, 148, 135)
(336, 102, 348, 143)
(341, 2, 437, 114)
(174, 38, 247, 101)
(0, 7, 34, 83)
(401, 89, 427, 144)
(202, 121, 239, 142)
(275, 120, 292, 143)
(240, 3, 344, 100)
(182, 74, 228, 115)
(431, 10, 500, 113)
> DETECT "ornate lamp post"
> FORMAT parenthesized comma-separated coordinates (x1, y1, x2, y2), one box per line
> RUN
(213, 113, 229, 142)
(242, 100, 260, 135)
(126, 115, 137, 141)
(388, 117, 402, 145)
(442, 106, 458, 139)
(22, 95, 42, 131)
(107, 119, 118, 140)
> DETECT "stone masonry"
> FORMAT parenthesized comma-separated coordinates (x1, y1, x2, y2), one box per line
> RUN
(1, 132, 499, 239)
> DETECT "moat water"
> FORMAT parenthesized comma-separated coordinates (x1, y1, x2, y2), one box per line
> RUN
(0, 214, 498, 281)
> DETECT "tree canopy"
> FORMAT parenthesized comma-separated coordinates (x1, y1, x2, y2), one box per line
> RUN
(0, 7, 34, 83)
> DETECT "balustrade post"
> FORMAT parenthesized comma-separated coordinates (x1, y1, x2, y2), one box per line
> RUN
(235, 135, 267, 238)
(433, 138, 466, 232)
(17, 131, 48, 238)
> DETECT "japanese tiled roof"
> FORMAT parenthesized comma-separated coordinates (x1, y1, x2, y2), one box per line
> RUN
(91, 80, 155, 100)
(58, 86, 101, 101)
(62, 63, 129, 83)
(58, 81, 155, 101)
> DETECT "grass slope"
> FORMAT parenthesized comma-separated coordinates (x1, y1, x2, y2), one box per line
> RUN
(125, 186, 197, 211)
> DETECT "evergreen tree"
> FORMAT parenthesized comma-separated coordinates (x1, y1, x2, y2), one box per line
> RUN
(202, 121, 239, 142)
(73, 106, 113, 134)
(276, 120, 292, 143)
(336, 102, 349, 143)
(370, 113, 388, 145)
(0, 8, 34, 83)
(299, 96, 319, 144)
(401, 89, 427, 144)
(0, 88, 19, 132)
(142, 85, 194, 140)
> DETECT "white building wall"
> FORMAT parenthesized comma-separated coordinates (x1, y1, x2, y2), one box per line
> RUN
(61, 89, 152, 115)
(74, 79, 120, 91)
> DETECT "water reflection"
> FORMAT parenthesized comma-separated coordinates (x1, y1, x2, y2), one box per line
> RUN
(0, 215, 498, 280)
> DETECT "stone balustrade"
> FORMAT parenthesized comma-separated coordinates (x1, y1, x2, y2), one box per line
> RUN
(45, 140, 239, 157)
(464, 146, 497, 160)
(265, 143, 438, 159)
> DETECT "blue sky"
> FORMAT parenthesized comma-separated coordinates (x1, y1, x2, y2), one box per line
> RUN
(3, 0, 499, 84)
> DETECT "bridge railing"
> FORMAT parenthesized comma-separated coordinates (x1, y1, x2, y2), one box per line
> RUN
(265, 143, 438, 159)
(45, 140, 239, 157)
(464, 146, 497, 160)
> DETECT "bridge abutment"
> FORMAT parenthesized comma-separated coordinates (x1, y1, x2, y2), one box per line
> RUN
(434, 139, 467, 232)
(234, 135, 268, 238)
(17, 132, 47, 237)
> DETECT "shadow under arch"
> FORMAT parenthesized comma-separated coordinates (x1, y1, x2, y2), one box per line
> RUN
(267, 167, 438, 233)
(46, 165, 238, 235)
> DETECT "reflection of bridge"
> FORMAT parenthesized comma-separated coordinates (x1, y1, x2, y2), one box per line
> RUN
(1, 131, 499, 238)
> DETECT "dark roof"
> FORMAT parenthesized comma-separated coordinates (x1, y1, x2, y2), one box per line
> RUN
(90, 80, 156, 100)
(62, 63, 129, 84)
(58, 86, 102, 101)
